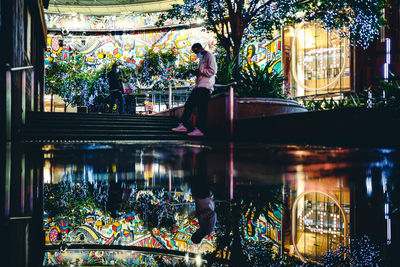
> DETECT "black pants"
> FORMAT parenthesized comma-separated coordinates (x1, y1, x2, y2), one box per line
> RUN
(181, 87, 211, 132)
(109, 90, 124, 114)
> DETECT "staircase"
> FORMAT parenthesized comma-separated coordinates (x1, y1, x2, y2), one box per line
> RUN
(22, 112, 187, 141)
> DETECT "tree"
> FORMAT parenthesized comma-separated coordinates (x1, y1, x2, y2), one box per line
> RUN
(136, 48, 178, 91)
(45, 61, 72, 111)
(46, 61, 111, 110)
(158, 0, 386, 72)
(205, 185, 287, 266)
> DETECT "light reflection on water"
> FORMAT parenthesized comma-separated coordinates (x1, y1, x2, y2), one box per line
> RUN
(33, 141, 399, 266)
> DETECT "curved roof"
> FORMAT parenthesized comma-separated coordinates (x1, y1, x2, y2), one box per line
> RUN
(47, 0, 183, 15)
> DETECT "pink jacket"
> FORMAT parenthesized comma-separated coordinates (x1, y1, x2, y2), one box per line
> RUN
(195, 51, 217, 90)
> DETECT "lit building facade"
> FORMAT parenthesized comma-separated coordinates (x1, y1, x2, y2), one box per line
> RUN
(283, 176, 350, 262)
(282, 22, 351, 98)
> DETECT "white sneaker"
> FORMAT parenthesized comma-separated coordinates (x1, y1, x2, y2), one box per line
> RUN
(172, 123, 188, 132)
(187, 128, 204, 137)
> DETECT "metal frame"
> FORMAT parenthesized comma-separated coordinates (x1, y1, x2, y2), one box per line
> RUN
(5, 65, 34, 141)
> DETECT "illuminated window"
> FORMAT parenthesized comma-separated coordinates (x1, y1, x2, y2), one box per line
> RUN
(291, 190, 350, 262)
(283, 22, 351, 98)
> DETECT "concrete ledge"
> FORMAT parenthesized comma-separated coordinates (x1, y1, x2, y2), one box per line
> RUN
(237, 98, 301, 106)
(151, 92, 234, 135)
(151, 104, 185, 118)
(152, 94, 307, 136)
(237, 98, 307, 120)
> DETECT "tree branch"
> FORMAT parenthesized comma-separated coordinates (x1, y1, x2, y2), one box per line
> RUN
(249, 0, 271, 20)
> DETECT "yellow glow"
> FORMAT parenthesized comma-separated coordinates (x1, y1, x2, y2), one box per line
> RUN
(195, 254, 202, 266)
(185, 253, 189, 263)
(43, 160, 51, 184)
(291, 190, 348, 263)
(290, 22, 349, 93)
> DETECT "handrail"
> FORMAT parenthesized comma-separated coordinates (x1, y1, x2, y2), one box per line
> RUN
(7, 65, 34, 72)
(213, 82, 237, 139)
(44, 244, 199, 258)
(214, 81, 237, 88)
(170, 78, 193, 86)
(9, 216, 32, 220)
(5, 64, 35, 140)
(135, 78, 160, 90)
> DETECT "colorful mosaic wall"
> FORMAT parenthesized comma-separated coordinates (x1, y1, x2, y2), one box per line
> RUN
(44, 187, 215, 254)
(44, 208, 214, 251)
(245, 209, 282, 245)
(45, 27, 215, 70)
(45, 13, 174, 31)
(45, 14, 281, 73)
(245, 36, 282, 73)
(44, 250, 197, 266)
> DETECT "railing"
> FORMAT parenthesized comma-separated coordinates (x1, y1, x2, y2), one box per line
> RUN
(5, 64, 35, 140)
(132, 78, 193, 113)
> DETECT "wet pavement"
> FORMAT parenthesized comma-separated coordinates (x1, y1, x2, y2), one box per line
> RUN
(9, 141, 400, 266)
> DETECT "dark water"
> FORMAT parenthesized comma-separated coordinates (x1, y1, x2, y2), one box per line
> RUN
(12, 141, 400, 266)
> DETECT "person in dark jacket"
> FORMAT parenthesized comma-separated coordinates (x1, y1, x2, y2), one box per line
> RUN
(107, 63, 125, 114)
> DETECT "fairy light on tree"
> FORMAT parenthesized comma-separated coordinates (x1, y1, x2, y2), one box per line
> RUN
(158, 0, 386, 72)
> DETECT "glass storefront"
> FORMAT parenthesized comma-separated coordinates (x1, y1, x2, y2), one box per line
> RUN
(283, 175, 350, 263)
(291, 189, 350, 261)
(283, 22, 351, 98)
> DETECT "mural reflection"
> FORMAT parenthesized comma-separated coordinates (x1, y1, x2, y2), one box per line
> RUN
(33, 142, 399, 266)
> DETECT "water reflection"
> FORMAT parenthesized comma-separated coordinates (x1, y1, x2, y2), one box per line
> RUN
(12, 141, 399, 266)
(185, 158, 217, 244)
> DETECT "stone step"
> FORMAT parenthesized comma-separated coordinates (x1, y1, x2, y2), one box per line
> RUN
(27, 112, 173, 120)
(22, 133, 189, 141)
(24, 124, 176, 131)
(23, 112, 186, 141)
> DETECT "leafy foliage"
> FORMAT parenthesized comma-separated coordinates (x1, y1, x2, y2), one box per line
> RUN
(213, 47, 285, 98)
(300, 0, 387, 48)
(45, 61, 110, 108)
(137, 48, 179, 90)
(361, 72, 400, 110)
(44, 181, 109, 225)
(238, 61, 285, 98)
(213, 45, 238, 94)
(44, 181, 190, 232)
(205, 185, 285, 266)
(303, 73, 400, 111)
(312, 235, 382, 266)
(120, 189, 188, 232)
(45, 48, 195, 108)
(302, 95, 360, 111)
(242, 239, 302, 267)
(44, 61, 71, 95)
